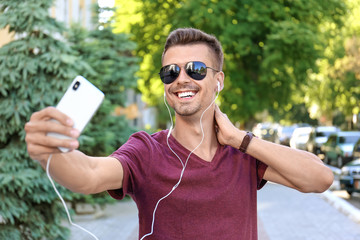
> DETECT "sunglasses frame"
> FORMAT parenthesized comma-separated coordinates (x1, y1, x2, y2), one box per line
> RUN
(159, 61, 219, 84)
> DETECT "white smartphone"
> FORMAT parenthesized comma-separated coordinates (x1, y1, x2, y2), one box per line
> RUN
(47, 76, 105, 152)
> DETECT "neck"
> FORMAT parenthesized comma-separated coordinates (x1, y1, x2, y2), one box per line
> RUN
(171, 107, 218, 162)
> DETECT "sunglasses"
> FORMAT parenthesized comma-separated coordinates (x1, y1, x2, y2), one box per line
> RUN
(159, 61, 219, 84)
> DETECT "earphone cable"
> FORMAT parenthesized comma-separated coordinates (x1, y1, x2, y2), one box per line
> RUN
(46, 154, 99, 240)
(141, 90, 219, 240)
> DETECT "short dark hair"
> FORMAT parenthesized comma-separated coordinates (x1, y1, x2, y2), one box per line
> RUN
(162, 28, 224, 71)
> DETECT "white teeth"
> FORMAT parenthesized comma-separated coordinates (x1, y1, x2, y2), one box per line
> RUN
(178, 91, 195, 98)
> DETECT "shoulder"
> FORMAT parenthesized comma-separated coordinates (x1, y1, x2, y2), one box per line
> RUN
(112, 130, 168, 156)
(128, 130, 168, 145)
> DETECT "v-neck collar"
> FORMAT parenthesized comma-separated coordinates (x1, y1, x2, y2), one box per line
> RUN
(166, 129, 223, 167)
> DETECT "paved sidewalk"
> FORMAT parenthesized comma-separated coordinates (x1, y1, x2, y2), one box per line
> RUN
(258, 183, 360, 240)
(68, 199, 138, 240)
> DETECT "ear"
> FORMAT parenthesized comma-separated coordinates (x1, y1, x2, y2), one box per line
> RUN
(215, 71, 225, 92)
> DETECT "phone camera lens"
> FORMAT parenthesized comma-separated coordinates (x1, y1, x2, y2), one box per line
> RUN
(73, 81, 80, 90)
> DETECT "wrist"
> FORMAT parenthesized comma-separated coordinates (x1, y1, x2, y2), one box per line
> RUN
(228, 129, 246, 149)
(33, 154, 51, 168)
(239, 131, 254, 153)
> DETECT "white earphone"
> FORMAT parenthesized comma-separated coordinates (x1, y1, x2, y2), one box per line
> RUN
(146, 81, 220, 240)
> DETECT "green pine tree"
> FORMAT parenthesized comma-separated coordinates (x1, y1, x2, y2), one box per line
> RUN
(0, 0, 91, 239)
(65, 5, 140, 209)
(68, 6, 139, 156)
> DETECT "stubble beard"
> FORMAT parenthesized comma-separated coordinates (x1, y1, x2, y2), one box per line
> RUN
(172, 102, 202, 117)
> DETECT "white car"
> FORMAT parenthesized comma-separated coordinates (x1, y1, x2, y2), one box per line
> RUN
(306, 126, 339, 154)
(290, 127, 312, 150)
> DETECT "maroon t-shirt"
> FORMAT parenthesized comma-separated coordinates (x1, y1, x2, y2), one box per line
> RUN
(109, 130, 267, 240)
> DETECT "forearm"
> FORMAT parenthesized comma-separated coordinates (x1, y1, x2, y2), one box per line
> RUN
(214, 106, 333, 193)
(25, 107, 123, 194)
(40, 150, 96, 194)
(246, 137, 333, 192)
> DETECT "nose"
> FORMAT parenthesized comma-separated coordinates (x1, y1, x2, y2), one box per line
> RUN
(175, 67, 191, 85)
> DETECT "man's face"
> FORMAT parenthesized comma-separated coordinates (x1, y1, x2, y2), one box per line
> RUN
(162, 44, 220, 117)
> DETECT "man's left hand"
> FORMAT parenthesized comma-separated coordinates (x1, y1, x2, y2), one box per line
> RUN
(214, 104, 245, 149)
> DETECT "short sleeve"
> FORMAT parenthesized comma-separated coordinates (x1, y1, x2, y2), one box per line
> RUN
(256, 159, 268, 190)
(107, 131, 151, 200)
(107, 156, 130, 200)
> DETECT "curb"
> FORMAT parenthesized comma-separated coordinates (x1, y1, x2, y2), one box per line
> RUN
(320, 190, 360, 223)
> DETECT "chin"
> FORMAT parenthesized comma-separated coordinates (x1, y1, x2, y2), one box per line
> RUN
(174, 105, 201, 117)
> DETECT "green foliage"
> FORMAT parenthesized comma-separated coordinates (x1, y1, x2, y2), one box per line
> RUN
(305, 0, 360, 127)
(0, 0, 90, 238)
(269, 103, 318, 126)
(0, 0, 139, 239)
(64, 7, 139, 206)
(114, 0, 178, 128)
(68, 25, 139, 157)
(114, 0, 347, 127)
(0, 0, 60, 34)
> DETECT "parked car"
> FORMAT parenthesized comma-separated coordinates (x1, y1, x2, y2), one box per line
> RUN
(253, 123, 277, 142)
(275, 125, 297, 146)
(306, 126, 339, 155)
(339, 159, 360, 195)
(289, 127, 312, 150)
(321, 131, 360, 168)
(353, 138, 360, 159)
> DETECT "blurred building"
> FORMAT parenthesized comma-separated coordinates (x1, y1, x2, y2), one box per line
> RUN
(50, 0, 96, 29)
(121, 89, 157, 130)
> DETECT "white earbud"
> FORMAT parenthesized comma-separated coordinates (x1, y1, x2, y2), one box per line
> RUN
(217, 81, 220, 92)
(164, 91, 166, 96)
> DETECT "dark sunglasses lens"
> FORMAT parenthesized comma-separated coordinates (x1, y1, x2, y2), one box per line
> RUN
(186, 61, 207, 80)
(160, 64, 180, 84)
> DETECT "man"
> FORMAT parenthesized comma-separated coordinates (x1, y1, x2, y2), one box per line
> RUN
(25, 28, 333, 239)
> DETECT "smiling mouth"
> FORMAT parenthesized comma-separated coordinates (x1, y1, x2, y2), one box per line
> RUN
(176, 91, 197, 99)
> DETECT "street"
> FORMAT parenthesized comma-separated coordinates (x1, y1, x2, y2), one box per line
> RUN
(258, 182, 360, 240)
(69, 199, 138, 240)
(332, 191, 360, 209)
(328, 164, 360, 210)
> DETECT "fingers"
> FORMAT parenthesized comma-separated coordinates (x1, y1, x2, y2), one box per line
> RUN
(214, 104, 229, 123)
(30, 107, 73, 127)
(24, 107, 80, 161)
(25, 106, 79, 137)
(214, 105, 237, 132)
(214, 104, 224, 116)
(26, 143, 61, 160)
(25, 119, 79, 137)
(26, 133, 79, 161)
(26, 132, 79, 149)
